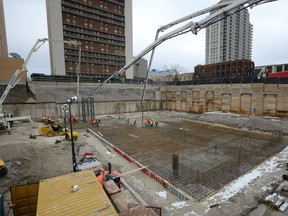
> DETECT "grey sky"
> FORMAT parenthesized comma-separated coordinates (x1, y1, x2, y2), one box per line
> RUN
(3, 0, 288, 75)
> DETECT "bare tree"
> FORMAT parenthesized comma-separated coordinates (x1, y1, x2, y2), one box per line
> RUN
(162, 64, 186, 84)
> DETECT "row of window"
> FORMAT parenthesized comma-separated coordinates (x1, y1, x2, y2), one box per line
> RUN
(64, 49, 125, 60)
(63, 24, 125, 42)
(66, 64, 123, 74)
(73, 0, 124, 15)
(65, 15, 123, 34)
(65, 54, 125, 64)
(62, 5, 124, 27)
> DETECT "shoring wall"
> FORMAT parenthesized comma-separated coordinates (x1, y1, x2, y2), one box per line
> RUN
(2, 81, 288, 120)
(161, 82, 288, 117)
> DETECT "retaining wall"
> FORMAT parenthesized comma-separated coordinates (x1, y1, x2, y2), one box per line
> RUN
(1, 81, 288, 120)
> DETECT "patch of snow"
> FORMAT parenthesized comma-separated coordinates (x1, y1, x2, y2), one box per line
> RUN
(204, 111, 239, 117)
(207, 146, 288, 203)
(184, 211, 198, 216)
(171, 201, 189, 209)
(156, 191, 167, 199)
(165, 206, 174, 211)
(279, 202, 288, 212)
(128, 134, 138, 138)
(106, 151, 111, 155)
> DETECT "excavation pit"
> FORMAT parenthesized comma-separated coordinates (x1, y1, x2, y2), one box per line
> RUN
(94, 113, 287, 200)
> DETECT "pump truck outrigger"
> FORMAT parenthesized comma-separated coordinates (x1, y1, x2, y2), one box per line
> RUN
(0, 38, 81, 131)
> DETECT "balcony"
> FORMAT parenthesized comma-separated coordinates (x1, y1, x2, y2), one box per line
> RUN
(62, 0, 125, 22)
(107, 0, 124, 6)
(62, 6, 124, 27)
(63, 31, 125, 47)
(63, 25, 125, 42)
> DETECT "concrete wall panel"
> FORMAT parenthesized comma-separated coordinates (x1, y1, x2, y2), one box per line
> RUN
(2, 81, 288, 120)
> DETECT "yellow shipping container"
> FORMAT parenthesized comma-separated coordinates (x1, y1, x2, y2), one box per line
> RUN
(37, 170, 118, 216)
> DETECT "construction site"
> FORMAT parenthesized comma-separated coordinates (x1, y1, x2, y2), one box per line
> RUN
(1, 62, 288, 215)
(1, 0, 288, 215)
(1, 110, 288, 215)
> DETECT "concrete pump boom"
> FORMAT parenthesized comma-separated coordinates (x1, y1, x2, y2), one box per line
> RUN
(0, 38, 81, 113)
(0, 38, 46, 113)
(87, 0, 276, 99)
(140, 0, 234, 107)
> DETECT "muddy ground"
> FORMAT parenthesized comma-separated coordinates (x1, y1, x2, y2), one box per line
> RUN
(0, 111, 288, 216)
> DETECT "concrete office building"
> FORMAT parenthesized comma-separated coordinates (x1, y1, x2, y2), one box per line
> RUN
(0, 0, 8, 57)
(46, 0, 133, 78)
(133, 58, 147, 79)
(205, 0, 253, 64)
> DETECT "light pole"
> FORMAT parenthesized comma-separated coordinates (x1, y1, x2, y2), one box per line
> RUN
(68, 96, 77, 172)
(61, 104, 68, 139)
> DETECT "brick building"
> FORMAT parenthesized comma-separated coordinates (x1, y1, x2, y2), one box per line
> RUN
(194, 59, 254, 79)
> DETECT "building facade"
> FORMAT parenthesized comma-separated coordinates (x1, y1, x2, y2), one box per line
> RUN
(205, 0, 253, 64)
(194, 59, 254, 79)
(133, 58, 147, 79)
(46, 0, 133, 78)
(152, 72, 193, 82)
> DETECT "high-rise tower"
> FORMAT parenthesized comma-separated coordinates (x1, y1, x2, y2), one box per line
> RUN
(46, 0, 133, 78)
(205, 0, 253, 64)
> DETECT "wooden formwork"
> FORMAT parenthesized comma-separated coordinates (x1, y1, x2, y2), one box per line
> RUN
(262, 93, 278, 116)
(221, 93, 232, 112)
(240, 93, 252, 115)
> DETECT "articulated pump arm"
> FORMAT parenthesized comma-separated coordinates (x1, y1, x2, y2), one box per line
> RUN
(87, 0, 275, 99)
(141, 0, 234, 105)
(0, 38, 81, 113)
(0, 38, 47, 112)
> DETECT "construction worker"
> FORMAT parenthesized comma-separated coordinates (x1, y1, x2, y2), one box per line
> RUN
(148, 119, 153, 127)
(134, 119, 136, 126)
(92, 119, 97, 127)
(155, 120, 159, 127)
(51, 121, 60, 131)
(72, 116, 77, 123)
(144, 119, 147, 126)
(41, 116, 47, 123)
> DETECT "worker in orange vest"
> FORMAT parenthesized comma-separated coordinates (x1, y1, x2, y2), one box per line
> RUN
(47, 116, 52, 124)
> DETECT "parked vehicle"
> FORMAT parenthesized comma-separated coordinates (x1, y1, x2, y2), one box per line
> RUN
(40, 121, 78, 140)
(0, 159, 8, 177)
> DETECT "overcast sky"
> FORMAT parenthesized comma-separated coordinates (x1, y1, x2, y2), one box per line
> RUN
(3, 0, 288, 75)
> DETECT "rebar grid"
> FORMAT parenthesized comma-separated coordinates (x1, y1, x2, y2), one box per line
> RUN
(97, 117, 287, 200)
